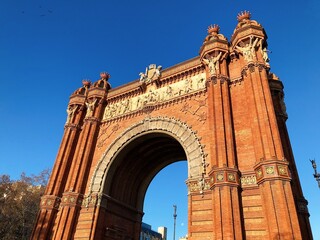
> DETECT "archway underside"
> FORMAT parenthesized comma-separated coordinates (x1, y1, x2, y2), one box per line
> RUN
(106, 133, 187, 210)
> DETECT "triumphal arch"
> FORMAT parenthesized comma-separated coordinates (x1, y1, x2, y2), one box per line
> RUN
(32, 12, 313, 239)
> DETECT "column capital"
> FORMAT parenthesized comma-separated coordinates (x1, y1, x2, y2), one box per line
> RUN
(209, 166, 240, 188)
(40, 195, 61, 210)
(60, 192, 84, 208)
(254, 159, 291, 184)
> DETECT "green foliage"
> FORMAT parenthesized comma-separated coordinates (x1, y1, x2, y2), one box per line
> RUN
(0, 169, 50, 240)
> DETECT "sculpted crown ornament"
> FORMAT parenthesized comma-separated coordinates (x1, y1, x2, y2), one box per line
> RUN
(207, 24, 220, 35)
(71, 79, 91, 96)
(100, 72, 111, 80)
(233, 11, 262, 34)
(93, 71, 112, 90)
(237, 10, 251, 22)
(82, 79, 91, 87)
(203, 24, 227, 44)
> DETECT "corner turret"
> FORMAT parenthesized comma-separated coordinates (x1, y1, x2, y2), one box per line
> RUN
(199, 24, 229, 78)
(230, 11, 269, 66)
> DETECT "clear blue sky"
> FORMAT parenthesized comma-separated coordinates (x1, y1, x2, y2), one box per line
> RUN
(1, 0, 319, 239)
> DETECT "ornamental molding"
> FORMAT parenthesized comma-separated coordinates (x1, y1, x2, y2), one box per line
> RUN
(186, 177, 211, 195)
(84, 116, 101, 124)
(210, 74, 230, 85)
(229, 76, 243, 87)
(40, 195, 61, 210)
(241, 62, 268, 77)
(240, 174, 257, 188)
(209, 167, 240, 188)
(60, 192, 83, 208)
(64, 123, 82, 131)
(254, 159, 291, 184)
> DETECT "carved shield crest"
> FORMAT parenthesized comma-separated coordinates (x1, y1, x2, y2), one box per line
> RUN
(139, 64, 162, 84)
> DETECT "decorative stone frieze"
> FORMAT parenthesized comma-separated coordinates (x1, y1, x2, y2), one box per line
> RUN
(102, 73, 206, 121)
(60, 192, 83, 208)
(40, 195, 61, 210)
(240, 174, 257, 187)
(254, 159, 291, 184)
(64, 123, 81, 131)
(186, 177, 211, 195)
(209, 167, 240, 188)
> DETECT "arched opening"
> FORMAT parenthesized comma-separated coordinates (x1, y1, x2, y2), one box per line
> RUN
(90, 117, 206, 239)
(100, 132, 188, 239)
(143, 161, 188, 240)
(103, 132, 187, 212)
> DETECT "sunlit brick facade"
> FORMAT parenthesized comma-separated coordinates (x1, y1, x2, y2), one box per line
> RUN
(32, 12, 312, 239)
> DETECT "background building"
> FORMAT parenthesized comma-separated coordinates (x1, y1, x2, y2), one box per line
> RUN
(157, 226, 167, 240)
(140, 223, 164, 240)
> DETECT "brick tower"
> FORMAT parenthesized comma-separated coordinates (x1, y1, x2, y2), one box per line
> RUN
(31, 12, 313, 240)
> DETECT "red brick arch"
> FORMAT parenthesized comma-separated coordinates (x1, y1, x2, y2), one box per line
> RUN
(32, 12, 312, 239)
(89, 116, 206, 199)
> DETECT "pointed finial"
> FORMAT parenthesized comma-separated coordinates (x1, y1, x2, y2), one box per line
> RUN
(100, 72, 110, 80)
(207, 24, 220, 35)
(82, 79, 91, 87)
(237, 10, 251, 22)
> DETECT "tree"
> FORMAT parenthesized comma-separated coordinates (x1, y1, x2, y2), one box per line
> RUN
(0, 169, 50, 240)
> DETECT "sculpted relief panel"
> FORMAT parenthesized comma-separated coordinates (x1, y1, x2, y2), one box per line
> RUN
(102, 72, 206, 121)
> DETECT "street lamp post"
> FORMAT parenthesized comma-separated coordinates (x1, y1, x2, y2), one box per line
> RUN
(310, 159, 320, 188)
(173, 205, 177, 240)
